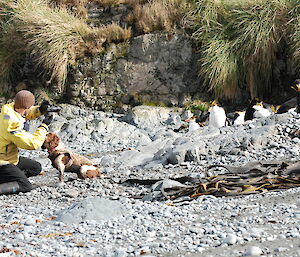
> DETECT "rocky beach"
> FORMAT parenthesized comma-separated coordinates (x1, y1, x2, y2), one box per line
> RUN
(1, 104, 300, 257)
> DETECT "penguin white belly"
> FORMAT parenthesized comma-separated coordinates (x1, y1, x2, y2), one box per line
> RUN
(188, 121, 200, 132)
(209, 106, 226, 128)
(253, 106, 271, 118)
(233, 113, 245, 125)
(288, 107, 296, 113)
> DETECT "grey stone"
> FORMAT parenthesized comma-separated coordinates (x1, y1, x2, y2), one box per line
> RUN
(65, 189, 79, 198)
(167, 147, 186, 165)
(123, 106, 175, 128)
(245, 246, 263, 256)
(56, 198, 128, 224)
(118, 150, 154, 167)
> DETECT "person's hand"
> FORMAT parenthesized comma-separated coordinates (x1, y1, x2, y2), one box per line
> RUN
(39, 100, 51, 115)
(42, 113, 53, 126)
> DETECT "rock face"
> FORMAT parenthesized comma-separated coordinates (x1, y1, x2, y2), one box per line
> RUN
(116, 33, 200, 106)
(66, 32, 202, 111)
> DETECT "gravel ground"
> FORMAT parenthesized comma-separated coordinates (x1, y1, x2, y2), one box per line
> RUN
(1, 105, 300, 257)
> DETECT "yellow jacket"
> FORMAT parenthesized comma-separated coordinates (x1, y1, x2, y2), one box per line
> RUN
(0, 102, 48, 165)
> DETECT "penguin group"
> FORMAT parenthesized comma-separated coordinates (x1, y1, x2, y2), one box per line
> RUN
(180, 79, 300, 133)
(184, 99, 228, 132)
(244, 99, 272, 122)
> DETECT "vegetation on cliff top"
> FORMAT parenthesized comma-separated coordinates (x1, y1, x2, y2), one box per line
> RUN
(0, 0, 132, 93)
(0, 0, 299, 101)
(188, 0, 300, 100)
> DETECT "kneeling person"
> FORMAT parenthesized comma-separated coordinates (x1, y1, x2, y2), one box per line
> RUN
(0, 90, 53, 195)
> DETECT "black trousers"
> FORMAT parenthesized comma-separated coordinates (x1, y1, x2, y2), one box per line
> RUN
(0, 157, 42, 192)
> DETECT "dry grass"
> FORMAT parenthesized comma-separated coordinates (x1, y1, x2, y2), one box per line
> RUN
(0, 22, 25, 93)
(50, 0, 90, 17)
(189, 0, 293, 101)
(289, 2, 300, 77)
(76, 23, 131, 56)
(51, 0, 190, 36)
(130, 0, 189, 33)
(11, 0, 101, 90)
(52, 0, 189, 34)
(0, 0, 131, 92)
(104, 23, 132, 42)
(51, 0, 121, 17)
(201, 39, 240, 100)
(123, 0, 148, 5)
(53, 0, 120, 5)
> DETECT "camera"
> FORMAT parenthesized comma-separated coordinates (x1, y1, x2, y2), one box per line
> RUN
(40, 100, 62, 115)
(45, 104, 62, 113)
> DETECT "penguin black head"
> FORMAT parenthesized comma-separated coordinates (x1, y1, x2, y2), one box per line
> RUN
(245, 98, 261, 121)
(232, 111, 244, 120)
(248, 98, 261, 107)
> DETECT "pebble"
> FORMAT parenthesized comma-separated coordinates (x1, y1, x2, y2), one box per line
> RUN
(0, 106, 299, 257)
(24, 217, 36, 226)
(65, 189, 79, 198)
(292, 137, 300, 144)
(223, 234, 237, 245)
(245, 246, 263, 256)
(15, 233, 25, 241)
(274, 247, 288, 252)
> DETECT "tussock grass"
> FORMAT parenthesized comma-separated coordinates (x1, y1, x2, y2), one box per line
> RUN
(0, 22, 25, 93)
(229, 0, 290, 97)
(130, 0, 189, 33)
(289, 2, 300, 77)
(51, 0, 121, 17)
(188, 0, 294, 100)
(1, 0, 299, 101)
(12, 0, 93, 90)
(200, 38, 239, 99)
(0, 0, 131, 92)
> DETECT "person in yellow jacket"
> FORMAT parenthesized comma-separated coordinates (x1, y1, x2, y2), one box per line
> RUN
(0, 90, 53, 195)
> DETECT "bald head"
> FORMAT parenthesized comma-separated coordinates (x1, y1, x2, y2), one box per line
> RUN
(14, 90, 35, 109)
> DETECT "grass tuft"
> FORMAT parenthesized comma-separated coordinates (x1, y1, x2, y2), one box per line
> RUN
(1, 0, 300, 101)
(185, 100, 209, 112)
(128, 0, 190, 33)
(50, 0, 121, 18)
(0, 20, 25, 92)
(187, 0, 294, 101)
(0, 0, 131, 92)
(289, 2, 300, 77)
